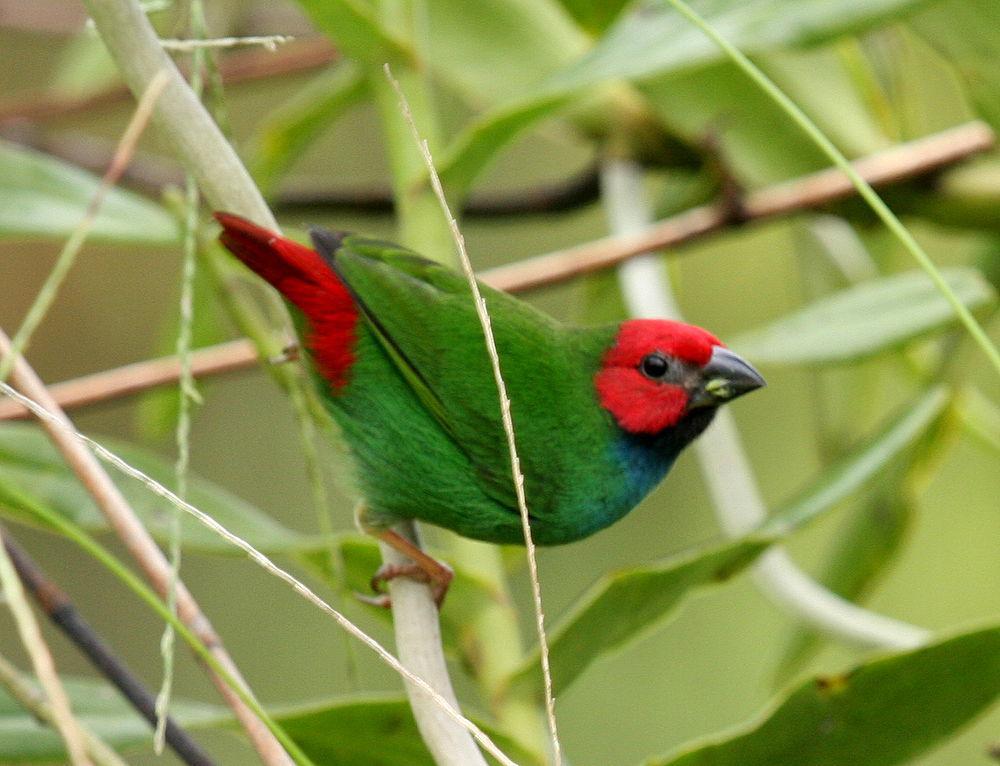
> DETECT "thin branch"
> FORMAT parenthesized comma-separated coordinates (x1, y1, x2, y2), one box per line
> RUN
(0, 381, 521, 766)
(0, 339, 254, 420)
(600, 157, 929, 651)
(0, 652, 128, 766)
(3, 532, 215, 766)
(2, 120, 989, 420)
(272, 164, 602, 217)
(386, 64, 562, 765)
(82, 0, 277, 230)
(0, 529, 91, 765)
(486, 121, 996, 292)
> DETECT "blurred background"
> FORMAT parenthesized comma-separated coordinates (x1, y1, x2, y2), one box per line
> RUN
(0, 0, 998, 764)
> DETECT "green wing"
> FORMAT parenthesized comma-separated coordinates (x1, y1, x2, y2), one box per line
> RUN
(326, 234, 604, 513)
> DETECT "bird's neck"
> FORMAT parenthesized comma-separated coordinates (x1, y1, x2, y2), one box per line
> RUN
(615, 407, 718, 501)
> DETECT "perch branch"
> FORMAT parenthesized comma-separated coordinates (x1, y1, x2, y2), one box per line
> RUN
(3, 532, 215, 766)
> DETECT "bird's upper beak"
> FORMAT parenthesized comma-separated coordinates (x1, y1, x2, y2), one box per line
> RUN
(688, 346, 765, 409)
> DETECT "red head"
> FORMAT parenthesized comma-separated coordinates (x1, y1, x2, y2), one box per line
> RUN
(596, 319, 763, 435)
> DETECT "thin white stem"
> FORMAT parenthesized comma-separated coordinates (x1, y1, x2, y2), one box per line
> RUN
(385, 64, 563, 766)
(0, 381, 520, 766)
(159, 35, 294, 52)
(600, 157, 930, 650)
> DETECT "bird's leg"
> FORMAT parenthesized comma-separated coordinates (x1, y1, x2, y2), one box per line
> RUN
(363, 528, 454, 609)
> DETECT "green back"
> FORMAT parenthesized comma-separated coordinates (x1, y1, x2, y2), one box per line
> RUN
(332, 237, 618, 517)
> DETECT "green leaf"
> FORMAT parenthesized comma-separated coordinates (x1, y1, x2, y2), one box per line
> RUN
(732, 268, 997, 365)
(420, 0, 588, 106)
(272, 695, 544, 766)
(551, 0, 934, 92)
(507, 388, 949, 697)
(507, 537, 772, 698)
(555, 0, 633, 34)
(0, 141, 180, 245)
(0, 676, 223, 762)
(438, 0, 929, 194)
(775, 492, 915, 683)
(644, 624, 1000, 766)
(913, 0, 1000, 128)
(247, 62, 368, 196)
(0, 424, 325, 555)
(294, 0, 414, 67)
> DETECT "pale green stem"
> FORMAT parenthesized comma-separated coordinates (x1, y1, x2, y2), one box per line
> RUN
(0, 528, 91, 765)
(0, 652, 128, 766)
(600, 157, 930, 650)
(155, 0, 206, 751)
(663, 0, 1000, 379)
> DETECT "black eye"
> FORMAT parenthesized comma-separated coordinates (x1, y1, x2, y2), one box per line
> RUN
(640, 353, 670, 380)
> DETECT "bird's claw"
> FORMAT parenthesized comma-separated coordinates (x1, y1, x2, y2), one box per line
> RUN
(359, 561, 453, 609)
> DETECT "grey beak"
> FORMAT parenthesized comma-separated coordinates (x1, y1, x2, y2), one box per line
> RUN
(688, 346, 765, 409)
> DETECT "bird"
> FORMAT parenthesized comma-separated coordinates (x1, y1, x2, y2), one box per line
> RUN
(215, 212, 765, 605)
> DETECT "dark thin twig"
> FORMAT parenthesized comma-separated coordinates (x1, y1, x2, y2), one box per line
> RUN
(273, 164, 602, 217)
(2, 531, 216, 766)
(0, 124, 603, 218)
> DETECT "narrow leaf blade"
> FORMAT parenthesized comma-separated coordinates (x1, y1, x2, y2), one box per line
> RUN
(733, 268, 996, 365)
(646, 625, 1000, 766)
(0, 141, 179, 245)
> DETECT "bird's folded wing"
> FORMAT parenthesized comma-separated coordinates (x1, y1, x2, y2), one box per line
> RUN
(325, 235, 578, 514)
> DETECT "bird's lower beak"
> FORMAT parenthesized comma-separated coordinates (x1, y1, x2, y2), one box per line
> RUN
(688, 346, 765, 409)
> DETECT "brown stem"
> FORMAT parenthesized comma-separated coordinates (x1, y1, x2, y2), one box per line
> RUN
(3, 531, 216, 766)
(0, 121, 991, 421)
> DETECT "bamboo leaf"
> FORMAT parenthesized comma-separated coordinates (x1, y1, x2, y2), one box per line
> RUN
(645, 625, 1000, 766)
(733, 268, 997, 365)
(438, 0, 929, 196)
(248, 63, 368, 196)
(0, 141, 179, 245)
(0, 424, 325, 555)
(507, 388, 949, 697)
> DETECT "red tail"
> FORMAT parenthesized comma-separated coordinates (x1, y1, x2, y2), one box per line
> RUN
(214, 212, 358, 392)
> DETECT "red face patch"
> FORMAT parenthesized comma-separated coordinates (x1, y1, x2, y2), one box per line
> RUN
(596, 319, 722, 435)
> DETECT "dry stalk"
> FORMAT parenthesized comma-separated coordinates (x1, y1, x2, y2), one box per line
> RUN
(385, 65, 563, 766)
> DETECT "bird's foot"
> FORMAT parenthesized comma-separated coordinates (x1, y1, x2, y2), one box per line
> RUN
(357, 529, 455, 609)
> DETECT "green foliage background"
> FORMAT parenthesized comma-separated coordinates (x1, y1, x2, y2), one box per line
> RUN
(0, 0, 998, 764)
